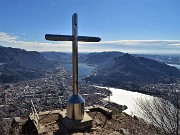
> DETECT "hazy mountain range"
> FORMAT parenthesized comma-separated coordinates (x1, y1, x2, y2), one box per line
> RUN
(0, 45, 180, 86)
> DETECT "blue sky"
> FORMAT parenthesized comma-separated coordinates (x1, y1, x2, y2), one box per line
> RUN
(0, 0, 180, 54)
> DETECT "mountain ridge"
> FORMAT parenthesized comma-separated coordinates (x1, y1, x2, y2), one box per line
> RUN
(84, 52, 180, 87)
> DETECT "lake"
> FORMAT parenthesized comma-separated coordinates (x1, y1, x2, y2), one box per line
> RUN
(62, 63, 95, 81)
(97, 86, 153, 117)
(167, 64, 180, 69)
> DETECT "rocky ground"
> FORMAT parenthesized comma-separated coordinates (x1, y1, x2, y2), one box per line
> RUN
(9, 109, 161, 135)
(53, 110, 159, 135)
(72, 111, 159, 135)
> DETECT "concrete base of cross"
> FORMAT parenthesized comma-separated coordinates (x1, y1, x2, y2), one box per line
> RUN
(61, 110, 92, 131)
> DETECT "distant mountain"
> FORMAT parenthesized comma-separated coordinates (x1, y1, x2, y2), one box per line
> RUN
(0, 45, 54, 83)
(40, 52, 70, 63)
(133, 54, 180, 65)
(84, 51, 124, 67)
(84, 53, 180, 87)
(41, 52, 91, 63)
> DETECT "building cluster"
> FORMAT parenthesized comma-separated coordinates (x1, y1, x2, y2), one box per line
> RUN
(0, 66, 117, 121)
(140, 83, 180, 97)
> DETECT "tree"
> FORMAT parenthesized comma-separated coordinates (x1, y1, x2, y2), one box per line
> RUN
(136, 92, 180, 135)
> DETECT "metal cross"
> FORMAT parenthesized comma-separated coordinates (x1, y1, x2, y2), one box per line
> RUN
(45, 13, 101, 120)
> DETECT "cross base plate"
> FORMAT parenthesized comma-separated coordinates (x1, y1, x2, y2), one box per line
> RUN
(61, 111, 92, 131)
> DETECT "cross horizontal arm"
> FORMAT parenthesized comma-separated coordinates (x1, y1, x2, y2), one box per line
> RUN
(45, 34, 74, 41)
(78, 36, 101, 42)
(45, 34, 101, 42)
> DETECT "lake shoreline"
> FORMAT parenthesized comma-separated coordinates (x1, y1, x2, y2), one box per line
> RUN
(62, 62, 180, 113)
(90, 81, 180, 108)
(95, 85, 158, 117)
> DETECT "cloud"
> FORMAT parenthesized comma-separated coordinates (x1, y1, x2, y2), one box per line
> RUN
(0, 32, 180, 54)
(79, 40, 180, 54)
(90, 40, 180, 47)
(0, 32, 20, 42)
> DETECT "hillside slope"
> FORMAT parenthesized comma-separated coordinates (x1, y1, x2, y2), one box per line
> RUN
(85, 51, 124, 67)
(0, 45, 53, 83)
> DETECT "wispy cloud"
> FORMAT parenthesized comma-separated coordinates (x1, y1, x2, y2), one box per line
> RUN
(0, 32, 180, 54)
(0, 32, 72, 52)
(79, 40, 180, 54)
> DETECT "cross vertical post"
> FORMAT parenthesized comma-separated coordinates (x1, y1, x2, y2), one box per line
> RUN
(72, 13, 78, 95)
(45, 13, 101, 121)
